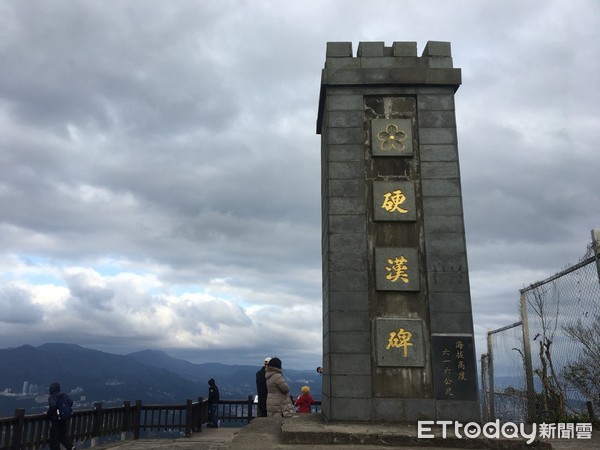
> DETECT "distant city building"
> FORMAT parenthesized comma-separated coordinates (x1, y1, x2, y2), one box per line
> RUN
(22, 381, 29, 395)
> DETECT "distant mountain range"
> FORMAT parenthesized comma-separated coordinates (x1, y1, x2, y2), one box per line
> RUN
(0, 344, 321, 417)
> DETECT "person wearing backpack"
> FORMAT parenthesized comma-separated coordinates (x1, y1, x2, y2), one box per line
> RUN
(207, 378, 220, 428)
(46, 382, 74, 450)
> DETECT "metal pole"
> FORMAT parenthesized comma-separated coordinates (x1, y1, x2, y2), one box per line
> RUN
(480, 354, 489, 422)
(592, 229, 600, 284)
(520, 292, 537, 423)
(487, 331, 495, 421)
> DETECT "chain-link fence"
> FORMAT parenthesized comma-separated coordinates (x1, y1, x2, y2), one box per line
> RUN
(481, 232, 600, 423)
(484, 321, 528, 423)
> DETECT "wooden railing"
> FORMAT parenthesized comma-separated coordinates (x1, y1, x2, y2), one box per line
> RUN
(0, 397, 321, 449)
(0, 398, 208, 450)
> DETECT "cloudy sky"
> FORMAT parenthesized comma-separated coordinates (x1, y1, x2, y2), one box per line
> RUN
(1, 0, 598, 370)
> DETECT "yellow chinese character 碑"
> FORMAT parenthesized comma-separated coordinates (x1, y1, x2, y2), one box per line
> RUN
(385, 328, 413, 358)
(385, 256, 409, 283)
(381, 190, 408, 214)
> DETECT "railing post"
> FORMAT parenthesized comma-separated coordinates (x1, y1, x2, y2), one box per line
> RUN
(90, 402, 102, 447)
(247, 395, 254, 423)
(196, 397, 203, 432)
(133, 400, 142, 440)
(11, 409, 25, 449)
(121, 400, 131, 441)
(184, 400, 192, 437)
(198, 397, 205, 430)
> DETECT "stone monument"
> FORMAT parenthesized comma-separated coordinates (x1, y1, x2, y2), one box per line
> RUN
(317, 41, 480, 422)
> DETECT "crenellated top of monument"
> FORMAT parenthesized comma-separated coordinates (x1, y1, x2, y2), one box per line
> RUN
(326, 41, 452, 59)
(320, 40, 461, 88)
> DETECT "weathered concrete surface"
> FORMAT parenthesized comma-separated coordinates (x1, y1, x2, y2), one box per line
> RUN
(97, 415, 599, 449)
(100, 427, 238, 449)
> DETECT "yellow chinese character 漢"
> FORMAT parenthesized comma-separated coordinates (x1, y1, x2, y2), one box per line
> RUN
(385, 328, 413, 358)
(385, 257, 409, 283)
(381, 190, 408, 214)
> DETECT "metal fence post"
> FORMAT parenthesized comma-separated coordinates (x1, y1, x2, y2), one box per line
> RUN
(592, 229, 600, 283)
(520, 292, 537, 423)
(487, 331, 495, 421)
(480, 354, 489, 422)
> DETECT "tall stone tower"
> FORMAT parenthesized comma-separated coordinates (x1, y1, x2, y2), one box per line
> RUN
(317, 41, 480, 422)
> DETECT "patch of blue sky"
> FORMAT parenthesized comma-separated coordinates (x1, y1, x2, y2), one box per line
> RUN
(166, 284, 243, 305)
(168, 284, 208, 297)
(25, 272, 66, 286)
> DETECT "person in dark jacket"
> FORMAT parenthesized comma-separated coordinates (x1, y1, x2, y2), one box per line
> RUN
(255, 357, 271, 417)
(207, 378, 220, 428)
(46, 382, 74, 450)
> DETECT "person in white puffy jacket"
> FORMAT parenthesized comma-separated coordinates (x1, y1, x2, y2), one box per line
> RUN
(265, 357, 295, 417)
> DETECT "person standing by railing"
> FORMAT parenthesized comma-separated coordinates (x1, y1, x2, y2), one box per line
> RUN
(265, 357, 295, 417)
(294, 386, 315, 413)
(207, 378, 220, 428)
(256, 357, 271, 417)
(45, 382, 75, 450)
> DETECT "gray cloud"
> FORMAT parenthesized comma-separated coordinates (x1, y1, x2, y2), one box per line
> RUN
(0, 0, 598, 367)
(0, 286, 44, 324)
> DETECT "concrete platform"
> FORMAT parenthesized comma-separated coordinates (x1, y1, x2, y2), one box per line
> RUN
(99, 415, 599, 449)
(232, 415, 599, 450)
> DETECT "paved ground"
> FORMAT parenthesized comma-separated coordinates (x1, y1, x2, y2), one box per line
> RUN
(98, 416, 599, 450)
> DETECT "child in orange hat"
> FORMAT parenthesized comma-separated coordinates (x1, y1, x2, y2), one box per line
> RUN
(294, 386, 315, 414)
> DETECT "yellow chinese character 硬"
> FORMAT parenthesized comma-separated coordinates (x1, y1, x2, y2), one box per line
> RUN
(385, 257, 409, 283)
(381, 190, 408, 214)
(385, 328, 413, 358)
